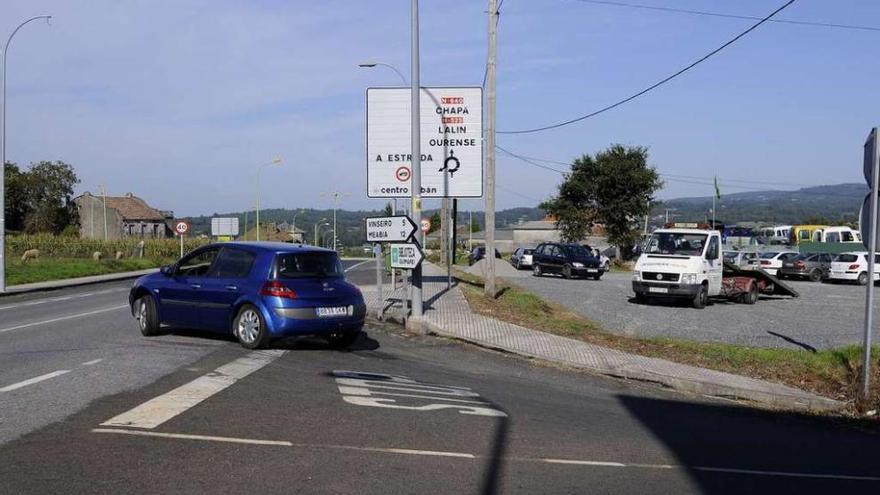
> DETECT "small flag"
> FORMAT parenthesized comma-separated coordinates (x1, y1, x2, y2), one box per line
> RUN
(714, 176, 721, 200)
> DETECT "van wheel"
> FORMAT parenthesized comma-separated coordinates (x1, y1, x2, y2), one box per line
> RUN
(857, 272, 869, 286)
(743, 282, 759, 305)
(809, 268, 822, 282)
(634, 293, 648, 304)
(692, 285, 708, 309)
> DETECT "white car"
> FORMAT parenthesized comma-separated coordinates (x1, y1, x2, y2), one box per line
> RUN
(510, 247, 535, 269)
(758, 251, 799, 276)
(723, 250, 760, 269)
(827, 252, 880, 285)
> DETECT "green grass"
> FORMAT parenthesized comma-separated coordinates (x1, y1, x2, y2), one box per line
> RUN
(455, 269, 880, 412)
(7, 257, 173, 286)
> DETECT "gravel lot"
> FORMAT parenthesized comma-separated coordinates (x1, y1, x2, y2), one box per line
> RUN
(504, 268, 880, 350)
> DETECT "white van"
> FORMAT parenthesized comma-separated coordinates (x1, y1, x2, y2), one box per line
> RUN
(818, 226, 861, 244)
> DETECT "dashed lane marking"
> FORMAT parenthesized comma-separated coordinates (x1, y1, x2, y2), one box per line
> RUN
(81, 359, 103, 366)
(100, 350, 286, 429)
(0, 370, 71, 392)
(0, 305, 129, 334)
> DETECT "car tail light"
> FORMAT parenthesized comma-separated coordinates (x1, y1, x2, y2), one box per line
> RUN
(849, 264, 860, 270)
(794, 261, 805, 269)
(260, 280, 297, 299)
(760, 260, 771, 265)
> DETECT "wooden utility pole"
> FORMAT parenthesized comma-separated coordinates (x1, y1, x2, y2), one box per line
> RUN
(484, 0, 498, 297)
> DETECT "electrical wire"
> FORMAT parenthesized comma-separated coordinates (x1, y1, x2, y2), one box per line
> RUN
(497, 0, 797, 135)
(571, 0, 880, 33)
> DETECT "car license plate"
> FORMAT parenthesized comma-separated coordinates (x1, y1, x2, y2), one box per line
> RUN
(648, 287, 668, 294)
(316, 306, 348, 317)
(586, 268, 598, 273)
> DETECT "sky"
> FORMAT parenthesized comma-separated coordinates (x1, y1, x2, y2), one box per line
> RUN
(2, 0, 879, 216)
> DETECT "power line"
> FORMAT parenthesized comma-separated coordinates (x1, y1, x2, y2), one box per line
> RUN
(497, 0, 797, 135)
(571, 0, 880, 33)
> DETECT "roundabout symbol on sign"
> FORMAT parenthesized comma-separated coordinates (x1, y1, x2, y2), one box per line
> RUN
(395, 166, 411, 182)
(439, 149, 461, 178)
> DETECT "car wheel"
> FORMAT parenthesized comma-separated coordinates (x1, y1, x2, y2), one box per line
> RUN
(743, 282, 759, 305)
(515, 260, 521, 270)
(234, 305, 270, 349)
(857, 271, 869, 286)
(327, 329, 361, 349)
(533, 264, 543, 277)
(692, 284, 708, 309)
(593, 272, 603, 281)
(562, 264, 573, 279)
(134, 295, 161, 336)
(809, 268, 822, 282)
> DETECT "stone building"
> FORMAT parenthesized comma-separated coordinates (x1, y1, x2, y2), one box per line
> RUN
(74, 192, 172, 239)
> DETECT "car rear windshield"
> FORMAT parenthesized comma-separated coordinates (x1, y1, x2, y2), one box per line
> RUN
(760, 252, 779, 259)
(523, 249, 534, 254)
(834, 254, 859, 263)
(562, 245, 592, 257)
(275, 252, 343, 279)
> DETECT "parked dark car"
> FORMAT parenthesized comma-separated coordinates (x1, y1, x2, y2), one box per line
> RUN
(129, 242, 366, 349)
(468, 246, 501, 265)
(778, 253, 832, 282)
(532, 242, 603, 280)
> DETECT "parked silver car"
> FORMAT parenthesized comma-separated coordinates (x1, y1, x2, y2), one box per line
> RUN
(723, 250, 760, 268)
(510, 247, 535, 270)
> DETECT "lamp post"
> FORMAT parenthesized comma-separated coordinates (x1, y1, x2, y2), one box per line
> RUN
(314, 220, 328, 246)
(255, 157, 282, 241)
(1, 14, 52, 293)
(321, 191, 349, 252)
(292, 208, 304, 242)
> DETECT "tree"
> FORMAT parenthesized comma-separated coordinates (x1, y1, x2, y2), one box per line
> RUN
(469, 215, 481, 233)
(22, 161, 80, 234)
(3, 162, 29, 232)
(428, 211, 441, 234)
(383, 202, 393, 217)
(541, 145, 662, 254)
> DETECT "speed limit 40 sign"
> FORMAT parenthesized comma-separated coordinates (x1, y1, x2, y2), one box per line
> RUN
(175, 221, 190, 236)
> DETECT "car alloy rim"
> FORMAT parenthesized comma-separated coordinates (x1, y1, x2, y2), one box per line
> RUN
(137, 300, 147, 330)
(238, 309, 260, 344)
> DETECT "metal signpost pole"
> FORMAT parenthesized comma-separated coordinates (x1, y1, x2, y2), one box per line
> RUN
(410, 0, 423, 318)
(863, 128, 879, 403)
(375, 244, 383, 320)
(484, 0, 498, 297)
(179, 233, 184, 258)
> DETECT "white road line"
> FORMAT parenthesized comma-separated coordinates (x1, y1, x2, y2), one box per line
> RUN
(100, 350, 286, 429)
(542, 459, 626, 467)
(81, 359, 103, 366)
(0, 370, 71, 392)
(0, 288, 125, 311)
(0, 305, 129, 334)
(344, 260, 373, 273)
(92, 429, 293, 446)
(337, 387, 493, 405)
(91, 428, 475, 459)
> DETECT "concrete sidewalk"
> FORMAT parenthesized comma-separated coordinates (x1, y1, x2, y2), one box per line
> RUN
(361, 263, 844, 412)
(2, 269, 157, 296)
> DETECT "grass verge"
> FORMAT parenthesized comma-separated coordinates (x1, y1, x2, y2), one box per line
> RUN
(7, 257, 172, 286)
(455, 270, 880, 413)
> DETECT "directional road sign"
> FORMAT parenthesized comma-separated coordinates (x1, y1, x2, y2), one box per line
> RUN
(365, 215, 418, 243)
(390, 243, 424, 270)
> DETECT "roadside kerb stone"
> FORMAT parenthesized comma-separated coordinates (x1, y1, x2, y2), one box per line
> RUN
(361, 264, 844, 412)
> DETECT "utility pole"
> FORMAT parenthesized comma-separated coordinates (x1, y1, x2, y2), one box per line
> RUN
(321, 191, 349, 252)
(410, 0, 423, 317)
(484, 0, 498, 297)
(99, 185, 108, 241)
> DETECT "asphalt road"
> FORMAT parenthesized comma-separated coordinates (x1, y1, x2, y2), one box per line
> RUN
(2, 262, 880, 494)
(507, 269, 880, 350)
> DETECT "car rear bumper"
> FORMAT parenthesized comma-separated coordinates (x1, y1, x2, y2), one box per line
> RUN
(266, 302, 366, 336)
(633, 281, 701, 297)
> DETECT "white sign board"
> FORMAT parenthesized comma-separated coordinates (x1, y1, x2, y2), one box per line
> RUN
(211, 217, 240, 237)
(389, 243, 424, 269)
(365, 215, 417, 243)
(367, 87, 483, 198)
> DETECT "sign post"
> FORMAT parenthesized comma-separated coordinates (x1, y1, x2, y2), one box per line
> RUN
(859, 127, 879, 404)
(373, 244, 383, 320)
(175, 221, 189, 258)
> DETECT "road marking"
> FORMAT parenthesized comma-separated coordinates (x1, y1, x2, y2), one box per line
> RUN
(0, 288, 125, 311)
(81, 359, 103, 366)
(338, 386, 493, 405)
(0, 305, 129, 334)
(542, 459, 626, 467)
(0, 370, 71, 392)
(100, 350, 286, 429)
(344, 260, 373, 273)
(92, 428, 474, 459)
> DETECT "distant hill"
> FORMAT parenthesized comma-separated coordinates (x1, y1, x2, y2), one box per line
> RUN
(658, 183, 867, 225)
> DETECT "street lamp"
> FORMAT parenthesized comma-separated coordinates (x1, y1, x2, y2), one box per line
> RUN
(292, 208, 304, 242)
(358, 61, 407, 85)
(321, 191, 349, 252)
(1, 14, 52, 293)
(314, 220, 328, 246)
(255, 157, 282, 241)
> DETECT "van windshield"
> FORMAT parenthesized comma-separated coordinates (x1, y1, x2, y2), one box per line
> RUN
(646, 233, 707, 256)
(275, 252, 343, 279)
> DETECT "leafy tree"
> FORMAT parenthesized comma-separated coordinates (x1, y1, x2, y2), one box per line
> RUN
(383, 202, 393, 217)
(541, 145, 662, 254)
(3, 162, 29, 232)
(428, 211, 441, 234)
(22, 161, 80, 234)
(469, 215, 481, 233)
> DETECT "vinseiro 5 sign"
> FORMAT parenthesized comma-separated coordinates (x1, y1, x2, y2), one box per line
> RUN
(366, 87, 483, 198)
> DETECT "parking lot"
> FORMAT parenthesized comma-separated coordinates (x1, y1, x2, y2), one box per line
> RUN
(504, 269, 880, 350)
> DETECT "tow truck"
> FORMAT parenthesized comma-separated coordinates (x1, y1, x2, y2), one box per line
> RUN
(632, 225, 799, 309)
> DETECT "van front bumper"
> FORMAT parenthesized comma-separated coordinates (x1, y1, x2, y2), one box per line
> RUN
(632, 281, 701, 297)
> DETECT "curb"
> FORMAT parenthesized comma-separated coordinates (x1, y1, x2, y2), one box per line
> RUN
(413, 317, 844, 413)
(1, 269, 157, 297)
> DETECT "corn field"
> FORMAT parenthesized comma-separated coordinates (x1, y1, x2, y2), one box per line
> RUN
(6, 235, 210, 259)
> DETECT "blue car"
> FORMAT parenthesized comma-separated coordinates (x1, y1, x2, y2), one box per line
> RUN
(129, 242, 366, 349)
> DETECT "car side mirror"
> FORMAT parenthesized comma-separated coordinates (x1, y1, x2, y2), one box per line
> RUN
(160, 265, 174, 276)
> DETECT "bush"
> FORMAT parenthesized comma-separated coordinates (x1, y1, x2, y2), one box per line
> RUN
(5, 234, 210, 259)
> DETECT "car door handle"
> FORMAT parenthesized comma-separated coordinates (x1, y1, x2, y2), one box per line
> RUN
(190, 283, 201, 289)
(225, 285, 238, 291)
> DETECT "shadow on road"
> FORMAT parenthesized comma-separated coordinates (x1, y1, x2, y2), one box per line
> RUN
(618, 395, 880, 494)
(165, 329, 380, 352)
